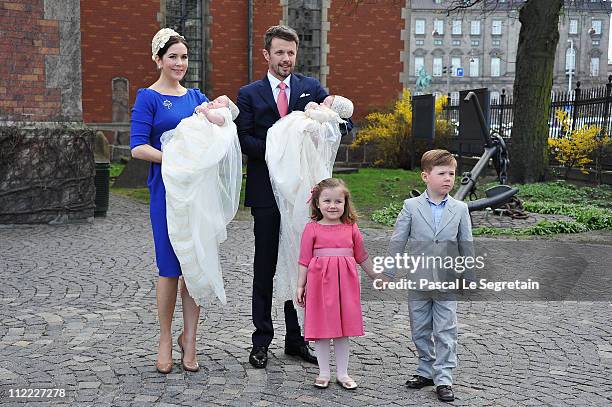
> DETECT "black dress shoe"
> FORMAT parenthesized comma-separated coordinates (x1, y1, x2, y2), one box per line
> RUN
(284, 343, 317, 364)
(436, 385, 455, 402)
(405, 374, 434, 389)
(249, 346, 268, 368)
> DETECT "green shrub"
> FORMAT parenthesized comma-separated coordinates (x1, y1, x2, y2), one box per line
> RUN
(371, 202, 404, 226)
(373, 179, 612, 236)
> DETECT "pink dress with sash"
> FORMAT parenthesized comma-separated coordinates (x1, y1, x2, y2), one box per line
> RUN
(298, 221, 369, 341)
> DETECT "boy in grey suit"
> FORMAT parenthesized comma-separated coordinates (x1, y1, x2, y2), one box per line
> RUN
(385, 150, 474, 403)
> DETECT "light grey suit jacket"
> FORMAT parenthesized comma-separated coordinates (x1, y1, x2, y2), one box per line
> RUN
(385, 193, 475, 287)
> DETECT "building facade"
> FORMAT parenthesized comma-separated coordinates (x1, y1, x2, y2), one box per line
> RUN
(1, 1, 610, 130)
(404, 0, 611, 104)
(77, 0, 404, 131)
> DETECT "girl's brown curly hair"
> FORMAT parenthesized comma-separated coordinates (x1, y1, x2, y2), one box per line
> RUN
(309, 178, 358, 224)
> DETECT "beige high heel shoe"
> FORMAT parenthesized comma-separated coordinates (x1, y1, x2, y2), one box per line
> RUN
(156, 337, 173, 374)
(155, 360, 173, 374)
(178, 333, 199, 372)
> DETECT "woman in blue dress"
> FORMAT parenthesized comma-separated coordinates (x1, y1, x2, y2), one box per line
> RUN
(130, 28, 207, 374)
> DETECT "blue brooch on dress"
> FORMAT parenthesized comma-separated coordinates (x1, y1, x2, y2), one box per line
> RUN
(163, 100, 172, 109)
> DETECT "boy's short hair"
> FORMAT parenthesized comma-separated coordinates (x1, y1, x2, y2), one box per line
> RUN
(264, 25, 299, 52)
(421, 149, 457, 172)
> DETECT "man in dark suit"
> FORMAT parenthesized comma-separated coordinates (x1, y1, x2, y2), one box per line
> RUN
(236, 25, 351, 369)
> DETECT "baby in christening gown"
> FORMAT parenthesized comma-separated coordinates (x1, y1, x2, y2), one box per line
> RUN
(194, 95, 236, 126)
(265, 94, 354, 303)
(304, 96, 351, 146)
(161, 96, 238, 146)
(161, 95, 242, 306)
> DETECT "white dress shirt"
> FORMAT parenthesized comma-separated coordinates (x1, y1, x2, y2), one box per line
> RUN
(267, 71, 291, 103)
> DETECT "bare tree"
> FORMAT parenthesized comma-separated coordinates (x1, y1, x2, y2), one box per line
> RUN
(445, 0, 607, 182)
(510, 0, 563, 182)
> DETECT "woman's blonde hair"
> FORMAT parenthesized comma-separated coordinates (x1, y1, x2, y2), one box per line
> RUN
(309, 178, 358, 224)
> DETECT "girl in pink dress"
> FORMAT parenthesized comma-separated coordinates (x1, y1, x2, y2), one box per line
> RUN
(296, 178, 378, 390)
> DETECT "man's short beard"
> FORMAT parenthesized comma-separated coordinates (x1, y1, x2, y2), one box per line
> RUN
(275, 64, 293, 78)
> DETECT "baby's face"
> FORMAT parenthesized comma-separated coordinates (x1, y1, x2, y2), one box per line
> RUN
(322, 95, 334, 108)
(209, 96, 229, 109)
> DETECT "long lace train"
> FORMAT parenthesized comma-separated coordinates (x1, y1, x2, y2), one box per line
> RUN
(161, 107, 241, 306)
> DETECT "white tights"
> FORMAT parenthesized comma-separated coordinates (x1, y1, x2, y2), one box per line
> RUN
(313, 337, 350, 380)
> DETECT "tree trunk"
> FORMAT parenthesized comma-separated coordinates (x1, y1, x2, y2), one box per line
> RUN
(509, 0, 563, 183)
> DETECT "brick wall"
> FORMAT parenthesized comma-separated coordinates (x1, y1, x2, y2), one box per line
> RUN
(80, 0, 160, 123)
(207, 0, 282, 100)
(71, 0, 402, 124)
(327, 1, 404, 120)
(208, 0, 248, 100)
(0, 0, 61, 122)
(251, 0, 282, 80)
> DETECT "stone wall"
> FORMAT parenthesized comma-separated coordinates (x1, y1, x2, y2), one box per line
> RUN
(0, 126, 95, 224)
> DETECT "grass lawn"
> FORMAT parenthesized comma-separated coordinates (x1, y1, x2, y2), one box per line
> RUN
(508, 181, 611, 208)
(371, 175, 612, 234)
(109, 163, 611, 234)
(332, 168, 423, 217)
(110, 187, 151, 203)
(109, 167, 422, 216)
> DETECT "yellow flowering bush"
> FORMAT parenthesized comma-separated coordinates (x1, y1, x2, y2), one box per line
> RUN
(352, 89, 454, 169)
(548, 109, 610, 174)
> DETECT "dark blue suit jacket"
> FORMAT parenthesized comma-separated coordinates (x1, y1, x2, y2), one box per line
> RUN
(236, 73, 352, 207)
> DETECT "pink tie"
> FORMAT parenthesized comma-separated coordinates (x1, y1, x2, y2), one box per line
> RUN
(277, 82, 288, 117)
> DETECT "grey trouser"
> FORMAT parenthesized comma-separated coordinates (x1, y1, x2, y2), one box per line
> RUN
(408, 298, 458, 386)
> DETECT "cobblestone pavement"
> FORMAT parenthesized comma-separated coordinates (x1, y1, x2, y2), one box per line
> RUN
(0, 194, 610, 407)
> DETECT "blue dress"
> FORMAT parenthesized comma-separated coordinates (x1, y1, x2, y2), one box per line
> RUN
(130, 88, 209, 277)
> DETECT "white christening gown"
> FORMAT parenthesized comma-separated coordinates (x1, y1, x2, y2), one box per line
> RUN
(161, 107, 241, 306)
(265, 106, 346, 303)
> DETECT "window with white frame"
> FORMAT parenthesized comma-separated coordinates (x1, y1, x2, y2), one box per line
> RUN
(491, 57, 501, 77)
(590, 57, 600, 76)
(415, 19, 425, 35)
(452, 20, 462, 35)
(451, 57, 461, 76)
(565, 48, 576, 73)
(471, 20, 481, 35)
(470, 57, 479, 77)
(569, 19, 578, 35)
(434, 19, 444, 35)
(415, 56, 425, 74)
(416, 39, 425, 46)
(433, 57, 443, 76)
(492, 20, 502, 35)
(592, 19, 602, 35)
